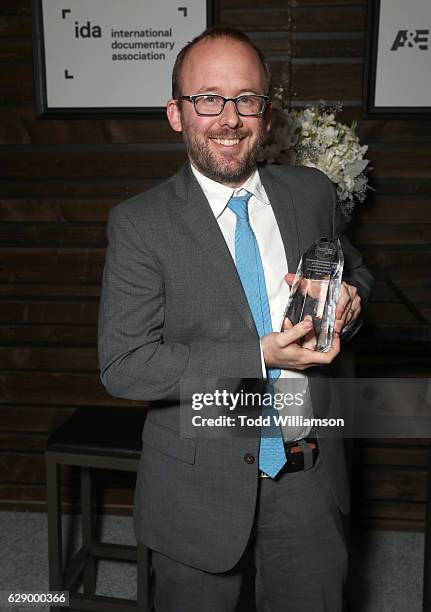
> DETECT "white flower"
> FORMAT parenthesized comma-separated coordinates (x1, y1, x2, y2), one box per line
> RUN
(261, 96, 371, 219)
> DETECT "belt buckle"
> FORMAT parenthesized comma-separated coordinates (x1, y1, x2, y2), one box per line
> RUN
(259, 471, 270, 478)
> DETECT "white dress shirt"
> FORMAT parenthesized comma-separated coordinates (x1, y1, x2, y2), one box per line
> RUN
(191, 163, 313, 442)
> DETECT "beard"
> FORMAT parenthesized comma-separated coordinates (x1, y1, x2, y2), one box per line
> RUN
(182, 124, 266, 186)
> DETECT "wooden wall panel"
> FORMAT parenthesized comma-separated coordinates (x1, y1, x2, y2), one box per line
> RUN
(0, 248, 105, 283)
(0, 63, 33, 102)
(292, 6, 366, 32)
(2, 406, 75, 431)
(1, 149, 187, 180)
(1, 324, 96, 344)
(0, 198, 114, 221)
(0, 15, 31, 37)
(1, 300, 99, 323)
(352, 225, 431, 245)
(0, 0, 430, 531)
(221, 8, 291, 31)
(368, 146, 431, 179)
(0, 39, 31, 61)
(293, 0, 365, 4)
(0, 347, 98, 370)
(0, 178, 157, 197)
(1, 224, 107, 245)
(291, 62, 362, 101)
(292, 35, 363, 59)
(359, 120, 431, 143)
(357, 197, 431, 224)
(0, 108, 183, 145)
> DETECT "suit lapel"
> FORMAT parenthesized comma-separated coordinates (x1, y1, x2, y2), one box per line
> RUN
(175, 165, 257, 337)
(259, 166, 301, 274)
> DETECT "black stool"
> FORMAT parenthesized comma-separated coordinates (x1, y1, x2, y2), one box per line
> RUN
(46, 407, 151, 612)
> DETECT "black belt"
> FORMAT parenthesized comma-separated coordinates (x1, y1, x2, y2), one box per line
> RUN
(259, 437, 319, 478)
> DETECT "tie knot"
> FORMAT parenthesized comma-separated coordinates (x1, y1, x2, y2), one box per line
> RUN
(227, 191, 252, 221)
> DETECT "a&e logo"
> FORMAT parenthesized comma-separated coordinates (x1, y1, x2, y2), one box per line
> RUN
(390, 29, 430, 51)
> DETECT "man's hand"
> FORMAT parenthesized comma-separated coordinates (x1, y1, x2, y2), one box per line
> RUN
(284, 273, 362, 335)
(261, 318, 340, 371)
(334, 281, 361, 333)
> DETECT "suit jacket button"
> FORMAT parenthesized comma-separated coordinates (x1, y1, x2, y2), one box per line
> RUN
(244, 453, 255, 464)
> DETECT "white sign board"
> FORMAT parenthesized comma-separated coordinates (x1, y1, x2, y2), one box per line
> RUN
(364, 0, 431, 117)
(33, 0, 212, 113)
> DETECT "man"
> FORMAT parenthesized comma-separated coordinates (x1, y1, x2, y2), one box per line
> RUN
(98, 27, 373, 612)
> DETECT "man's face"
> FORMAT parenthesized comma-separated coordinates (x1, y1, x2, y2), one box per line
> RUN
(167, 38, 271, 187)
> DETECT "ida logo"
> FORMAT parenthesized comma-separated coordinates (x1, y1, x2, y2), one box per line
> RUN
(74, 20, 102, 39)
(390, 29, 430, 50)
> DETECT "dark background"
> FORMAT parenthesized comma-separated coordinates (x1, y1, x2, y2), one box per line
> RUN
(1, 0, 430, 531)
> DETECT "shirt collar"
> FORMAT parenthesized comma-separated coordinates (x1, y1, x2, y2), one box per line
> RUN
(190, 163, 270, 219)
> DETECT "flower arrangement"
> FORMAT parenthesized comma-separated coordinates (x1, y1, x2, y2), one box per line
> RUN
(258, 88, 371, 219)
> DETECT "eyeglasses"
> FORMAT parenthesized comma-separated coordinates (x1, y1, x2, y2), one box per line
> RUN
(179, 94, 269, 117)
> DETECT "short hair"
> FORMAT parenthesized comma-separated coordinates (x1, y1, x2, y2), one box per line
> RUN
(171, 27, 271, 99)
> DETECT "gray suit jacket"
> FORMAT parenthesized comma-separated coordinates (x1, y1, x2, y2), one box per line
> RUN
(98, 163, 373, 573)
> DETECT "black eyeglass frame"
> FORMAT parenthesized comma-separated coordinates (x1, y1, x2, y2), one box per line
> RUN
(179, 94, 270, 117)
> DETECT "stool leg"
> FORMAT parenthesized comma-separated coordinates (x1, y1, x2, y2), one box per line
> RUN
(81, 467, 97, 594)
(137, 543, 151, 612)
(46, 455, 63, 610)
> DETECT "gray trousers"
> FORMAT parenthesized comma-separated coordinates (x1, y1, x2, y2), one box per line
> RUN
(151, 455, 348, 612)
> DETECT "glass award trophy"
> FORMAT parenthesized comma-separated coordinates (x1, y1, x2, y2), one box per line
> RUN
(283, 238, 344, 352)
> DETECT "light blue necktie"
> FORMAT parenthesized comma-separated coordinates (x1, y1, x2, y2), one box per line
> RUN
(227, 191, 287, 478)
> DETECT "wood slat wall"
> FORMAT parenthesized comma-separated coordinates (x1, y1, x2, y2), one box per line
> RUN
(1, 0, 430, 530)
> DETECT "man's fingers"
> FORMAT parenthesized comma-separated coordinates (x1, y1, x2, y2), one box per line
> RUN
(351, 294, 361, 317)
(344, 295, 362, 326)
(335, 286, 351, 320)
(262, 318, 340, 369)
(332, 333, 341, 353)
(284, 272, 296, 286)
(282, 316, 316, 349)
(302, 327, 317, 350)
(281, 317, 294, 331)
(279, 317, 313, 347)
(288, 333, 340, 369)
(306, 333, 340, 365)
(335, 282, 358, 320)
(352, 294, 361, 310)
